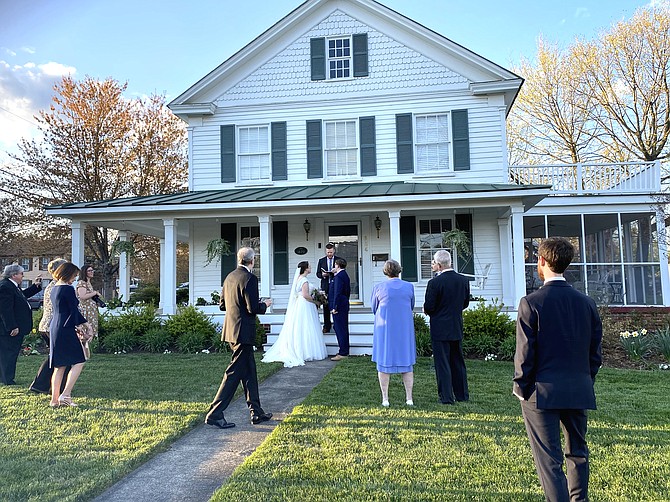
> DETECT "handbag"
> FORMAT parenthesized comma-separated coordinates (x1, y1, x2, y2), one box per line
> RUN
(92, 294, 107, 308)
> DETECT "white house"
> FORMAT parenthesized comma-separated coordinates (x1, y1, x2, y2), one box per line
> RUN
(46, 0, 669, 352)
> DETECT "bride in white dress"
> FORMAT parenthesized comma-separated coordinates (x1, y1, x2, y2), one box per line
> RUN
(262, 261, 328, 367)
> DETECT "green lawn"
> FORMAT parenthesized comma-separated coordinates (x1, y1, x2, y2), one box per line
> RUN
(2, 355, 669, 502)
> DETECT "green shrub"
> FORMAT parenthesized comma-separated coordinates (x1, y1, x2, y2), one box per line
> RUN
(128, 284, 160, 307)
(165, 305, 217, 352)
(140, 327, 173, 353)
(255, 316, 268, 350)
(414, 314, 432, 356)
(653, 325, 670, 361)
(32, 308, 43, 331)
(176, 331, 209, 353)
(100, 305, 161, 340)
(462, 332, 499, 357)
(463, 299, 515, 344)
(498, 333, 517, 361)
(103, 330, 139, 353)
(176, 287, 189, 305)
(195, 297, 207, 306)
(211, 327, 227, 353)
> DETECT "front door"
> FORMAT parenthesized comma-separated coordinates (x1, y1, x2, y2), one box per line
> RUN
(328, 223, 360, 301)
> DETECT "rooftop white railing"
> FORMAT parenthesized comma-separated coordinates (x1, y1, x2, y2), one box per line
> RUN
(508, 161, 661, 194)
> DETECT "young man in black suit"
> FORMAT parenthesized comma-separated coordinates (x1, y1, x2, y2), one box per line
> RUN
(423, 250, 470, 404)
(205, 247, 273, 429)
(316, 243, 341, 333)
(0, 265, 42, 385)
(514, 237, 602, 502)
(329, 258, 350, 361)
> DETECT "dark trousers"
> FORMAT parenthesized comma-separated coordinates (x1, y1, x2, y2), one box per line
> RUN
(206, 342, 262, 420)
(333, 309, 349, 356)
(521, 399, 590, 502)
(431, 338, 469, 404)
(0, 332, 25, 385)
(322, 299, 332, 331)
(31, 334, 69, 392)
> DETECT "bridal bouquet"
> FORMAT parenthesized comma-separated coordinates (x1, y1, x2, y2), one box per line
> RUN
(311, 288, 327, 307)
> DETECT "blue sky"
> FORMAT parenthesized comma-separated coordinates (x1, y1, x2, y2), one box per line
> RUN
(0, 0, 654, 161)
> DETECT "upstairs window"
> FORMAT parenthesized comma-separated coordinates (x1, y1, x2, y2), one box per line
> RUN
(416, 114, 450, 174)
(238, 126, 270, 183)
(328, 37, 351, 79)
(311, 34, 368, 81)
(325, 120, 358, 178)
(41, 257, 49, 270)
(21, 257, 31, 270)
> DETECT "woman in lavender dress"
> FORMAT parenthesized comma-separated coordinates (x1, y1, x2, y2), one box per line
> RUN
(371, 259, 416, 407)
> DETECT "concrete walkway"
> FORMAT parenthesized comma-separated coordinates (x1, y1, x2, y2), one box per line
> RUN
(94, 358, 335, 502)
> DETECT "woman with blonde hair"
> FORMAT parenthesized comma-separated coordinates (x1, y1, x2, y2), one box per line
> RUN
(76, 264, 101, 348)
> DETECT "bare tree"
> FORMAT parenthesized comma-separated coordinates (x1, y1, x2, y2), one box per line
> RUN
(0, 76, 188, 296)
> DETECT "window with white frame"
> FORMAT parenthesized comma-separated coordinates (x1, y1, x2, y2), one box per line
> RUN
(419, 219, 453, 279)
(325, 120, 358, 177)
(328, 37, 351, 79)
(41, 257, 49, 270)
(20, 257, 30, 270)
(416, 113, 450, 174)
(238, 125, 270, 183)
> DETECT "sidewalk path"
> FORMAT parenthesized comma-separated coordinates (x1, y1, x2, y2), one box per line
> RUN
(94, 358, 335, 502)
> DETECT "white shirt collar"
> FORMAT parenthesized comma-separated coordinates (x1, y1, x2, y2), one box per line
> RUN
(9, 278, 20, 288)
(544, 276, 566, 283)
(242, 264, 253, 273)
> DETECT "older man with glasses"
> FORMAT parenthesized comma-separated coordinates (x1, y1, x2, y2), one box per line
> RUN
(0, 264, 43, 385)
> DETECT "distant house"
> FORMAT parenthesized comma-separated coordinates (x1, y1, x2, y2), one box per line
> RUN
(0, 240, 69, 289)
(47, 0, 668, 343)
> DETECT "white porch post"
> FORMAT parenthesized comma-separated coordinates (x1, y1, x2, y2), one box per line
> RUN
(118, 231, 130, 302)
(511, 206, 526, 308)
(258, 215, 271, 299)
(498, 216, 514, 307)
(388, 210, 401, 262)
(656, 208, 670, 306)
(159, 238, 165, 310)
(162, 219, 177, 314)
(71, 220, 85, 266)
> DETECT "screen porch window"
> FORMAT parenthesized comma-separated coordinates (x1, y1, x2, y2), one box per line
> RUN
(328, 37, 351, 79)
(238, 126, 270, 183)
(419, 219, 453, 279)
(325, 120, 358, 177)
(416, 113, 450, 174)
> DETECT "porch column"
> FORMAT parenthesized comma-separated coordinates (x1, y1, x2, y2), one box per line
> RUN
(158, 238, 165, 310)
(71, 220, 85, 266)
(162, 219, 177, 315)
(511, 206, 526, 309)
(656, 207, 670, 306)
(118, 231, 131, 302)
(388, 210, 401, 262)
(258, 215, 271, 299)
(497, 217, 514, 307)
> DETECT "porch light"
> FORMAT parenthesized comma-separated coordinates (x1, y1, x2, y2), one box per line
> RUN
(374, 215, 382, 238)
(303, 219, 311, 240)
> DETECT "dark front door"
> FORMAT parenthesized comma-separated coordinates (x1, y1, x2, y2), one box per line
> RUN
(328, 224, 360, 301)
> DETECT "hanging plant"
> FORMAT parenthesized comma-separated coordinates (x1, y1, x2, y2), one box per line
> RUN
(110, 240, 136, 259)
(204, 238, 231, 266)
(442, 229, 471, 258)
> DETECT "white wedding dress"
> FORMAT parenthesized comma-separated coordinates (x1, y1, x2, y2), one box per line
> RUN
(262, 272, 327, 368)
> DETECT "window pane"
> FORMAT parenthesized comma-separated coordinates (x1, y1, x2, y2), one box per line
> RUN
(416, 113, 449, 173)
(622, 213, 658, 262)
(325, 120, 357, 177)
(584, 214, 620, 263)
(585, 264, 624, 304)
(419, 218, 453, 279)
(547, 215, 582, 262)
(624, 264, 662, 305)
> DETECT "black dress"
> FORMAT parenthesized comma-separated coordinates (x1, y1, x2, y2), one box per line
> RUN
(50, 285, 87, 367)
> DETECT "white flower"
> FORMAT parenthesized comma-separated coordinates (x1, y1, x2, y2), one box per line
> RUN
(201, 349, 210, 354)
(659, 363, 669, 370)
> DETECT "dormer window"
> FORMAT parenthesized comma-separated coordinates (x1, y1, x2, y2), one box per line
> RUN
(311, 34, 368, 81)
(328, 37, 351, 79)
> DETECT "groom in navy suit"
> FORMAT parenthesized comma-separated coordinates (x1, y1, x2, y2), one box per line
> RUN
(514, 237, 602, 502)
(329, 258, 350, 361)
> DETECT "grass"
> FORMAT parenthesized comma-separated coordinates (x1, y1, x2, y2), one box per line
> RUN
(3, 355, 670, 501)
(0, 353, 282, 502)
(212, 358, 670, 502)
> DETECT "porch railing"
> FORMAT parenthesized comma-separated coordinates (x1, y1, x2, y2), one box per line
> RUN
(508, 161, 661, 194)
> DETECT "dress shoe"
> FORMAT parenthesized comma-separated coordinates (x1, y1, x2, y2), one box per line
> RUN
(322, 326, 331, 333)
(381, 400, 390, 407)
(205, 417, 235, 429)
(330, 354, 348, 361)
(251, 412, 273, 425)
(29, 386, 49, 394)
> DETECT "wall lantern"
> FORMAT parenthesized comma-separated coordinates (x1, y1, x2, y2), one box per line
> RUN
(303, 218, 311, 241)
(374, 215, 382, 238)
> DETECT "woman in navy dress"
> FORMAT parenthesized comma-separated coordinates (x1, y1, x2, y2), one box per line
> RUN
(49, 262, 90, 407)
(371, 259, 416, 407)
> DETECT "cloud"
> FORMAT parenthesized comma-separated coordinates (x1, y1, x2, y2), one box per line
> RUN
(0, 59, 77, 160)
(574, 7, 590, 19)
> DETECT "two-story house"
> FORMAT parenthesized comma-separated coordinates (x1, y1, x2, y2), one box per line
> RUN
(47, 0, 669, 352)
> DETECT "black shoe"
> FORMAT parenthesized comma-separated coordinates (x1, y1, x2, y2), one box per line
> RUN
(251, 412, 273, 425)
(205, 417, 235, 429)
(29, 387, 49, 394)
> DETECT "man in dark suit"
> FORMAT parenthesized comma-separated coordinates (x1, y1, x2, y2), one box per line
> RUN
(514, 237, 602, 502)
(423, 250, 470, 404)
(205, 247, 273, 429)
(316, 243, 341, 333)
(0, 264, 42, 385)
(329, 258, 350, 361)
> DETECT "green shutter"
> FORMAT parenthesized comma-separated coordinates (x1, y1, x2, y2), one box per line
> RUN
(271, 122, 287, 181)
(352, 33, 369, 77)
(220, 125, 236, 182)
(306, 120, 323, 179)
(359, 116, 376, 176)
(452, 109, 470, 171)
(400, 216, 418, 282)
(273, 221, 289, 285)
(220, 223, 237, 284)
(396, 114, 414, 174)
(310, 38, 326, 81)
(455, 214, 474, 275)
